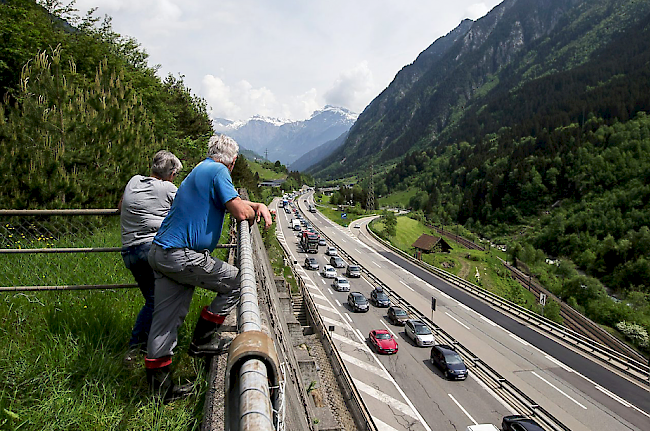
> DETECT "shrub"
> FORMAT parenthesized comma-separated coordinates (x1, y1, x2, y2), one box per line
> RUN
(615, 321, 649, 349)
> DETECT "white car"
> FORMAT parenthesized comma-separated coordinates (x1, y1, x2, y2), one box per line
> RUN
(321, 265, 337, 278)
(326, 246, 338, 256)
(404, 319, 435, 347)
(332, 277, 350, 292)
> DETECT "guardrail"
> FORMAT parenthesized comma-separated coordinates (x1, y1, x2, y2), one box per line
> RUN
(276, 233, 377, 431)
(225, 220, 281, 431)
(297, 207, 570, 431)
(361, 224, 650, 386)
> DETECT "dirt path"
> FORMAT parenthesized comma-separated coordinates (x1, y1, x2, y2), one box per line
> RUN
(457, 257, 470, 280)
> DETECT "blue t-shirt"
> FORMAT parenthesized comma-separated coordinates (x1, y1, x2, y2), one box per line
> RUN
(153, 158, 239, 251)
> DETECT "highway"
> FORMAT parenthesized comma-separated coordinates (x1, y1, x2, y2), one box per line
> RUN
(274, 193, 650, 431)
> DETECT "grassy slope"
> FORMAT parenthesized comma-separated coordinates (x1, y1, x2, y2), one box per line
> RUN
(248, 160, 287, 181)
(371, 216, 538, 307)
(0, 217, 231, 430)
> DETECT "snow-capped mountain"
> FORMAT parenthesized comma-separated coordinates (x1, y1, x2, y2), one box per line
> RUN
(213, 106, 357, 165)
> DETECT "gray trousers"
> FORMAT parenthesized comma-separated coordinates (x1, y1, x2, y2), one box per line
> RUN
(146, 242, 240, 359)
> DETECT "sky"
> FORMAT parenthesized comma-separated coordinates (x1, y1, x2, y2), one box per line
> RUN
(73, 1, 503, 122)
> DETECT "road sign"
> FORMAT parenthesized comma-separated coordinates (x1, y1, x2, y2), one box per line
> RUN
(431, 297, 436, 311)
(539, 293, 547, 306)
(341, 213, 347, 219)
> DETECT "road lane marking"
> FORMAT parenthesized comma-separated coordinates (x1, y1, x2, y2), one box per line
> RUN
(372, 261, 381, 268)
(322, 316, 345, 327)
(532, 372, 587, 409)
(544, 355, 574, 373)
(345, 313, 353, 322)
(379, 320, 399, 339)
(509, 333, 530, 346)
(315, 303, 339, 314)
(479, 315, 497, 326)
(448, 394, 477, 425)
(371, 416, 400, 431)
(595, 385, 632, 408)
(331, 331, 368, 351)
(445, 312, 470, 330)
(311, 292, 327, 301)
(339, 352, 390, 379)
(353, 379, 419, 420)
(328, 288, 334, 295)
(356, 328, 366, 342)
(335, 299, 342, 307)
(321, 279, 327, 285)
(399, 280, 414, 291)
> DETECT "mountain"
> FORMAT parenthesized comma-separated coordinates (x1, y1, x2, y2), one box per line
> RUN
(309, 0, 650, 178)
(289, 131, 348, 172)
(214, 106, 357, 165)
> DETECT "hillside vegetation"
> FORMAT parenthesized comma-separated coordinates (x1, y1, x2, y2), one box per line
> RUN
(307, 0, 650, 352)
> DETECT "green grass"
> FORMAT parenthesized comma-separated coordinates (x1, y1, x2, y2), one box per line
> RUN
(314, 195, 370, 227)
(369, 215, 541, 314)
(261, 223, 299, 295)
(377, 188, 419, 208)
(0, 216, 232, 430)
(248, 160, 286, 181)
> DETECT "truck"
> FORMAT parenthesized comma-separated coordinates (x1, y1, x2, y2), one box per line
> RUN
(300, 231, 319, 254)
(292, 219, 301, 231)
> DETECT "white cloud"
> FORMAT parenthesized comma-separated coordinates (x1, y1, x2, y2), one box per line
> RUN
(202, 75, 281, 121)
(324, 62, 374, 113)
(73, 1, 504, 121)
(466, 2, 496, 20)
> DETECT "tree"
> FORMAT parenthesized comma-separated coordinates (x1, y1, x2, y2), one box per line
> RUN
(383, 212, 397, 238)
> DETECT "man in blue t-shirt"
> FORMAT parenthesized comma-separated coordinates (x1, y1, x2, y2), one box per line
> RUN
(144, 135, 272, 402)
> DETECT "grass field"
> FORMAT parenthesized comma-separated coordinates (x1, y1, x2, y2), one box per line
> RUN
(0, 216, 231, 430)
(314, 195, 369, 226)
(248, 160, 286, 181)
(377, 188, 419, 209)
(370, 215, 540, 312)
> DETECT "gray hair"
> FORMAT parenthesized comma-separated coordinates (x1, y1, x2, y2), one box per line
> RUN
(207, 134, 239, 165)
(151, 150, 182, 179)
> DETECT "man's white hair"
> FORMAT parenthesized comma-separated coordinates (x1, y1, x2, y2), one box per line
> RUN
(207, 134, 239, 165)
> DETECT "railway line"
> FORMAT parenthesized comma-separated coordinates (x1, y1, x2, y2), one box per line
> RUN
(505, 263, 646, 363)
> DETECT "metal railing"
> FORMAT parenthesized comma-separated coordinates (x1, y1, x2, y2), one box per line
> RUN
(225, 220, 281, 431)
(275, 237, 377, 431)
(1, 209, 282, 431)
(298, 205, 570, 431)
(364, 225, 650, 385)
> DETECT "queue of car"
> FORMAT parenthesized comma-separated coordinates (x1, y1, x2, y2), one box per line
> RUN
(287, 193, 543, 431)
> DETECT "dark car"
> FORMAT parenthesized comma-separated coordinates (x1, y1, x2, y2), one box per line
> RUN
(346, 264, 361, 278)
(430, 345, 468, 380)
(304, 257, 319, 270)
(501, 415, 544, 431)
(387, 306, 409, 325)
(330, 256, 345, 268)
(347, 292, 369, 312)
(370, 287, 390, 307)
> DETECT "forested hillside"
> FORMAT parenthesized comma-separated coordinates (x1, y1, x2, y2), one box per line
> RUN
(0, 0, 214, 209)
(304, 0, 650, 347)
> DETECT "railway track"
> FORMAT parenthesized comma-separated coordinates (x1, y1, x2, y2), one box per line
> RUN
(505, 263, 646, 363)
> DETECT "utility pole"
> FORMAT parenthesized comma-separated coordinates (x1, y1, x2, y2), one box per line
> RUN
(265, 148, 268, 161)
(366, 164, 375, 211)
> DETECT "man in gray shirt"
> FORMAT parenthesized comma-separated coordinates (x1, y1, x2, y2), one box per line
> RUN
(119, 150, 182, 366)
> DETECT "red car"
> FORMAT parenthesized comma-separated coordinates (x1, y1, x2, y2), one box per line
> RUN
(369, 329, 398, 354)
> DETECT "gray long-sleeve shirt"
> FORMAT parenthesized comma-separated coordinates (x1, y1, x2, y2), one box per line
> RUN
(120, 175, 177, 247)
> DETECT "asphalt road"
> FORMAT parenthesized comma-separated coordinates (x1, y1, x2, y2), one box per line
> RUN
(275, 193, 650, 431)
